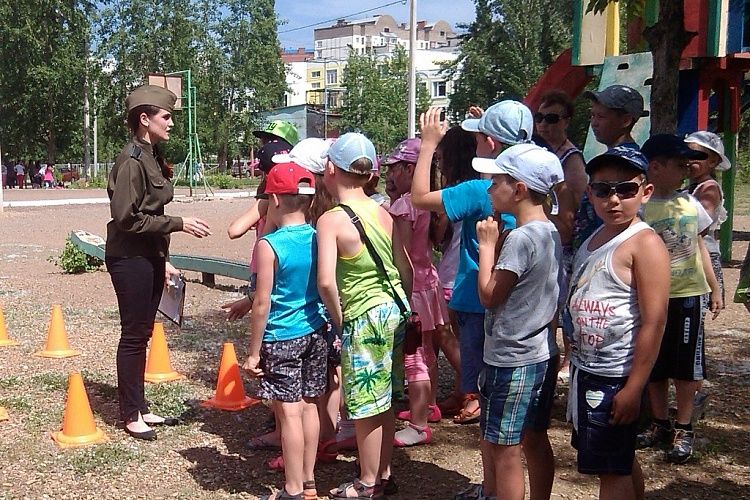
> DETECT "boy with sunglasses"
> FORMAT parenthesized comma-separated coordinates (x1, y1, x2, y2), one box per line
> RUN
(567, 146, 670, 499)
(638, 134, 722, 464)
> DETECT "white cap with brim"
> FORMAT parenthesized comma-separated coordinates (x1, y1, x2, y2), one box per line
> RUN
(460, 100, 533, 145)
(684, 131, 731, 171)
(473, 143, 564, 213)
(272, 138, 333, 175)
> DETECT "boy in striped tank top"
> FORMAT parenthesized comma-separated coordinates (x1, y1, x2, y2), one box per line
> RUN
(567, 147, 670, 499)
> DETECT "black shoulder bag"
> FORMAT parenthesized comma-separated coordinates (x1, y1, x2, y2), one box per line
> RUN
(338, 204, 422, 355)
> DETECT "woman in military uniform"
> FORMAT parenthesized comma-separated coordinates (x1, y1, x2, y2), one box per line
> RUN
(107, 84, 211, 440)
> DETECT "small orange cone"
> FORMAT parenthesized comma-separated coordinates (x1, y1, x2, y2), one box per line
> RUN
(51, 372, 107, 448)
(201, 342, 257, 411)
(145, 322, 185, 383)
(34, 305, 80, 358)
(0, 306, 18, 347)
(0, 407, 8, 421)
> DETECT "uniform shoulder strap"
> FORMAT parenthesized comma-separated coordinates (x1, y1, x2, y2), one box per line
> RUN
(128, 144, 142, 160)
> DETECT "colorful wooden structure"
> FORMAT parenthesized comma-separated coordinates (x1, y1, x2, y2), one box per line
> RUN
(527, 0, 750, 261)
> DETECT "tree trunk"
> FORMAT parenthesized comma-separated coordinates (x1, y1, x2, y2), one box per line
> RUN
(46, 128, 56, 165)
(643, 1, 694, 134)
(218, 142, 227, 172)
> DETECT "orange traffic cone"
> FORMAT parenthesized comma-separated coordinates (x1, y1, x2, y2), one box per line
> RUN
(145, 322, 185, 383)
(0, 306, 18, 347)
(0, 407, 8, 421)
(201, 342, 257, 411)
(51, 372, 107, 448)
(34, 305, 80, 358)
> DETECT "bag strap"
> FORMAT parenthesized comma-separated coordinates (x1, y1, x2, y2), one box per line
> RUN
(338, 203, 409, 315)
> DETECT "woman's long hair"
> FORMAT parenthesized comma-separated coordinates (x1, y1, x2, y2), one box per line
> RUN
(127, 105, 173, 179)
(438, 126, 478, 186)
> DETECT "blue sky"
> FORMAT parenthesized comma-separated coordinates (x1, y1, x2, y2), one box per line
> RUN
(275, 0, 476, 50)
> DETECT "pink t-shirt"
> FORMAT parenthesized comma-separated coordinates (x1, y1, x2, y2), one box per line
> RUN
(389, 193, 439, 292)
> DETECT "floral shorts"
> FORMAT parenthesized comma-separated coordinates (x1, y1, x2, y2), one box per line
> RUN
(341, 302, 405, 419)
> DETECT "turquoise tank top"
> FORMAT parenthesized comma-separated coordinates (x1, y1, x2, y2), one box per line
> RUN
(261, 224, 326, 341)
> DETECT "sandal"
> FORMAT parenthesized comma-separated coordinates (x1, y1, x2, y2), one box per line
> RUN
(317, 438, 339, 463)
(246, 433, 281, 451)
(303, 480, 317, 500)
(267, 454, 284, 471)
(353, 461, 398, 496)
(437, 393, 464, 416)
(453, 394, 480, 425)
(260, 487, 303, 500)
(328, 479, 382, 499)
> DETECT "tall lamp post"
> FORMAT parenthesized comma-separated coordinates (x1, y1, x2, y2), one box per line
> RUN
(407, 0, 417, 138)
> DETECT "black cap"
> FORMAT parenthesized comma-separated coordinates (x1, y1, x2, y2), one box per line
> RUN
(584, 85, 645, 118)
(641, 134, 708, 162)
(256, 140, 292, 173)
(586, 146, 649, 175)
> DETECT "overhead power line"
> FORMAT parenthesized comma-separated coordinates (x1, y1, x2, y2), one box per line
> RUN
(278, 0, 407, 34)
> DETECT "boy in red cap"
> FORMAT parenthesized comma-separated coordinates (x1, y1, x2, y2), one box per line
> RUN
(243, 162, 328, 500)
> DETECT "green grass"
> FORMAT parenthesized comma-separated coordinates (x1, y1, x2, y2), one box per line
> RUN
(145, 382, 191, 417)
(30, 372, 69, 392)
(64, 443, 142, 474)
(0, 375, 22, 389)
(732, 182, 750, 217)
(0, 395, 32, 411)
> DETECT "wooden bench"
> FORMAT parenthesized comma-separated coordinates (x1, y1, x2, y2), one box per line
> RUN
(70, 230, 250, 285)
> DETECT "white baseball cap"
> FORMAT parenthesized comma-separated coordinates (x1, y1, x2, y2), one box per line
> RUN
(473, 143, 564, 212)
(326, 133, 378, 174)
(461, 100, 533, 145)
(272, 137, 333, 174)
(684, 131, 731, 171)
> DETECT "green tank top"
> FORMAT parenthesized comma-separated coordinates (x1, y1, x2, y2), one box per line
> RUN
(330, 199, 408, 320)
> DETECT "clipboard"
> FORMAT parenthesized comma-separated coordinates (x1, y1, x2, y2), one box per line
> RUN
(158, 275, 186, 327)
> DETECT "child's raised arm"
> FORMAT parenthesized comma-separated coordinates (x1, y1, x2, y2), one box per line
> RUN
(228, 198, 269, 239)
(242, 239, 274, 377)
(610, 231, 669, 425)
(412, 107, 448, 213)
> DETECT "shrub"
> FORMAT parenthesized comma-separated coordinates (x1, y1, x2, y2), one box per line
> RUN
(48, 237, 103, 274)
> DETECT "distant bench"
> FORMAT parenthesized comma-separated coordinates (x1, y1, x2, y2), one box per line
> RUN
(70, 230, 250, 286)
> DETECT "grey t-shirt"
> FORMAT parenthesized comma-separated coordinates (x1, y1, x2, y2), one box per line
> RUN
(484, 220, 561, 368)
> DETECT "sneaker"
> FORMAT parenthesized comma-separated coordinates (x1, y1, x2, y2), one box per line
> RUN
(666, 428, 694, 464)
(393, 422, 432, 447)
(636, 421, 673, 450)
(396, 404, 442, 423)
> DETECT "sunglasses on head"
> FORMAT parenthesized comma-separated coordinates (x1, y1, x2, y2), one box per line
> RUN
(589, 180, 645, 199)
(534, 112, 567, 124)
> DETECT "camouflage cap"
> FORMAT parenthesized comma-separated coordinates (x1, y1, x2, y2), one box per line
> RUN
(126, 85, 177, 113)
(252, 120, 299, 146)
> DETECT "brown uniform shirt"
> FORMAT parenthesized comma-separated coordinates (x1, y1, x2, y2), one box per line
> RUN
(106, 137, 183, 258)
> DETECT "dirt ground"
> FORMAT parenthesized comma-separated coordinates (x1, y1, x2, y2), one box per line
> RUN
(1, 189, 749, 499)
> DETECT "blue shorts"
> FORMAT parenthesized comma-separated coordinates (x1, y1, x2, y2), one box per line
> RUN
(455, 310, 485, 394)
(570, 366, 638, 476)
(478, 360, 548, 446)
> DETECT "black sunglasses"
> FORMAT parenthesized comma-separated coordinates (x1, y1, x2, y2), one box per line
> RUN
(534, 112, 567, 124)
(589, 180, 645, 199)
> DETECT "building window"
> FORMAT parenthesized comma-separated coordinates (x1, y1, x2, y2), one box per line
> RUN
(432, 81, 447, 97)
(326, 69, 338, 85)
(316, 40, 322, 47)
(311, 70, 321, 78)
(312, 82, 321, 89)
(440, 31, 445, 36)
(384, 27, 390, 32)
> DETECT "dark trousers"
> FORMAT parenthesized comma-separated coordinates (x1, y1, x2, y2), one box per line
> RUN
(107, 256, 165, 423)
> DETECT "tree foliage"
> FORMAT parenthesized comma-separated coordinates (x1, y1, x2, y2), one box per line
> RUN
(443, 0, 573, 120)
(0, 0, 92, 163)
(339, 47, 431, 153)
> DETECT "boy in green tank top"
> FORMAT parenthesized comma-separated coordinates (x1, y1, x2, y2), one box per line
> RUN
(317, 133, 413, 499)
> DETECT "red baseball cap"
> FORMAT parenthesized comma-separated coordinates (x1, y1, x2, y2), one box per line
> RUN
(265, 162, 316, 195)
